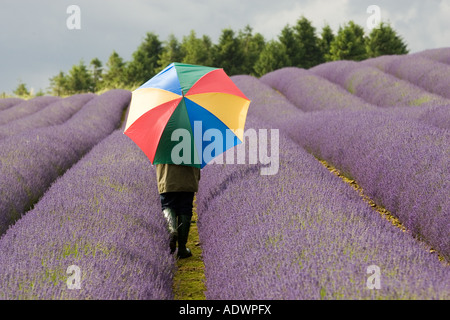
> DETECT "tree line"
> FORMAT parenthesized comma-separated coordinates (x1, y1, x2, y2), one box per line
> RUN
(14, 16, 409, 97)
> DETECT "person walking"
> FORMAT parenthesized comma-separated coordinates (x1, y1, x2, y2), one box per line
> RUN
(156, 163, 201, 259)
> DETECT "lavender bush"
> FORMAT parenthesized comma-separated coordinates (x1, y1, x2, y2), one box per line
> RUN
(0, 96, 60, 125)
(380, 104, 450, 130)
(260, 67, 375, 112)
(310, 60, 449, 108)
(256, 70, 449, 130)
(0, 93, 95, 139)
(232, 75, 450, 260)
(0, 89, 131, 235)
(0, 130, 174, 299)
(0, 98, 24, 111)
(293, 109, 450, 260)
(362, 55, 450, 99)
(413, 47, 450, 65)
(197, 114, 449, 299)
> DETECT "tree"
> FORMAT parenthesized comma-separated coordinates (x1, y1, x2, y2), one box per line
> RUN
(254, 40, 290, 77)
(238, 25, 266, 76)
(180, 30, 214, 66)
(319, 24, 335, 62)
(126, 32, 163, 86)
(157, 34, 184, 72)
(102, 51, 127, 89)
(213, 28, 244, 75)
(89, 58, 103, 92)
(49, 71, 67, 96)
(279, 24, 301, 67)
(65, 60, 93, 94)
(13, 81, 30, 97)
(329, 21, 367, 61)
(366, 22, 409, 57)
(293, 16, 323, 68)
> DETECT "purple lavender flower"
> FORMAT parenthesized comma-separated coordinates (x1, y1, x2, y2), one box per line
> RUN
(0, 96, 60, 125)
(231, 75, 450, 261)
(0, 98, 24, 111)
(260, 67, 375, 111)
(0, 93, 95, 139)
(0, 130, 174, 299)
(310, 60, 449, 108)
(197, 113, 449, 299)
(0, 90, 131, 235)
(362, 55, 450, 100)
(413, 47, 450, 65)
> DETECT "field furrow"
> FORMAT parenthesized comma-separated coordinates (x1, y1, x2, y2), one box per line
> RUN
(196, 114, 449, 299)
(362, 55, 450, 100)
(260, 67, 375, 111)
(0, 96, 60, 125)
(0, 93, 95, 139)
(310, 60, 450, 108)
(0, 98, 23, 111)
(0, 130, 174, 299)
(232, 75, 450, 261)
(0, 90, 131, 235)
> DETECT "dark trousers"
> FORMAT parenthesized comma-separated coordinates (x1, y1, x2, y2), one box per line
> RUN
(160, 192, 195, 218)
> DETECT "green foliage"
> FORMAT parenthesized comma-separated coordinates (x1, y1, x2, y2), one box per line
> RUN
(49, 71, 67, 96)
(329, 21, 367, 61)
(125, 32, 163, 87)
(13, 81, 30, 98)
(213, 28, 244, 75)
(254, 40, 290, 77)
(278, 25, 300, 68)
(181, 30, 214, 66)
(158, 34, 183, 72)
(319, 24, 335, 62)
(366, 22, 409, 57)
(238, 25, 266, 76)
(102, 51, 127, 89)
(90, 58, 103, 92)
(40, 17, 408, 96)
(65, 60, 94, 94)
(292, 16, 323, 68)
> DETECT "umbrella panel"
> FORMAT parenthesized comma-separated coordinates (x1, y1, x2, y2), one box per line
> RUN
(125, 97, 182, 164)
(153, 98, 201, 167)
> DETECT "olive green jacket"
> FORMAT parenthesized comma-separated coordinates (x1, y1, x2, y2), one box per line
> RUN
(156, 164, 201, 194)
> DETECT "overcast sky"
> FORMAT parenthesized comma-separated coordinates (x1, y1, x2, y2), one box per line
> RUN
(1, 0, 449, 94)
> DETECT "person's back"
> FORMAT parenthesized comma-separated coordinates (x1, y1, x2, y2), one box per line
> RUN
(156, 163, 200, 258)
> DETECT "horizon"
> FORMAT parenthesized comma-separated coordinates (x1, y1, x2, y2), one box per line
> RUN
(1, 0, 449, 94)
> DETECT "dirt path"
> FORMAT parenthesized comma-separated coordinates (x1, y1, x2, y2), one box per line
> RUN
(318, 158, 446, 263)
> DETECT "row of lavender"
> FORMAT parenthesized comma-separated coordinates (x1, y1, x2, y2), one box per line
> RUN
(0, 90, 131, 235)
(0, 96, 60, 125)
(0, 94, 95, 139)
(310, 52, 450, 129)
(309, 58, 449, 109)
(196, 113, 449, 299)
(362, 54, 450, 100)
(0, 130, 174, 299)
(238, 74, 449, 261)
(0, 98, 24, 111)
(261, 61, 449, 130)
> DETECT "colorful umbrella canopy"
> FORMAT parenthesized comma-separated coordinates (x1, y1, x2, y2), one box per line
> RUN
(123, 63, 251, 168)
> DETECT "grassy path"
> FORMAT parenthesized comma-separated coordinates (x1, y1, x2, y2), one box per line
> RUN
(172, 198, 207, 300)
(171, 157, 447, 299)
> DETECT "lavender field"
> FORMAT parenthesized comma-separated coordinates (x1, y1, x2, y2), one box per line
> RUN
(0, 49, 449, 300)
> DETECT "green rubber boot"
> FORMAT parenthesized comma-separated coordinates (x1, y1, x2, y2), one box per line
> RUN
(177, 215, 192, 259)
(163, 208, 178, 254)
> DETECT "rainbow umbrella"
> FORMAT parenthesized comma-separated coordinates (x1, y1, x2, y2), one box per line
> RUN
(123, 63, 251, 168)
